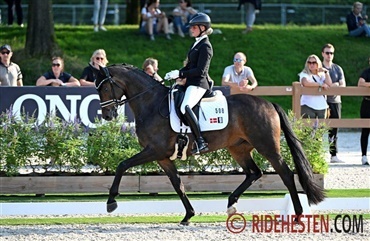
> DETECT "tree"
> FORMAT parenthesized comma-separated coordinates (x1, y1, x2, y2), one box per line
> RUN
(125, 0, 141, 25)
(25, 0, 59, 57)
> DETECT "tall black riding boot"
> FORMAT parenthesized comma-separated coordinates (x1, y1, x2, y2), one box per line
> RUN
(183, 105, 209, 155)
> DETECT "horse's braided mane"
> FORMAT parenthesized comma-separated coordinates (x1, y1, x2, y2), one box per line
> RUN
(108, 63, 159, 85)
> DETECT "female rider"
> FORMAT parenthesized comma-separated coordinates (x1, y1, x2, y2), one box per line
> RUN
(165, 13, 213, 155)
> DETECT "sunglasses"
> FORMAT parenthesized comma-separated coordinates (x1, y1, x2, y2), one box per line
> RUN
(1, 51, 10, 55)
(307, 61, 317, 65)
(233, 58, 244, 63)
(325, 52, 334, 55)
(52, 63, 61, 67)
(95, 57, 104, 61)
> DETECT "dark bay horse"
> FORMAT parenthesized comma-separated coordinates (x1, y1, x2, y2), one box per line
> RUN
(94, 64, 325, 225)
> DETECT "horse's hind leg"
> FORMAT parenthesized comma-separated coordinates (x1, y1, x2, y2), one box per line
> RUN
(226, 143, 262, 215)
(265, 153, 303, 218)
(157, 158, 195, 225)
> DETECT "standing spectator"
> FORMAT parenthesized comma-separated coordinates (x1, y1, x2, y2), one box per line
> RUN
(237, 0, 262, 34)
(0, 44, 23, 86)
(141, 0, 171, 41)
(321, 43, 346, 163)
(299, 54, 332, 119)
(142, 57, 163, 82)
(80, 49, 108, 86)
(172, 0, 197, 37)
(5, 0, 23, 27)
(221, 52, 258, 94)
(36, 57, 80, 87)
(357, 57, 370, 165)
(93, 0, 108, 32)
(346, 1, 370, 37)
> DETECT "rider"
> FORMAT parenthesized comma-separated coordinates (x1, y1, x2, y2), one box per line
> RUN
(165, 12, 213, 155)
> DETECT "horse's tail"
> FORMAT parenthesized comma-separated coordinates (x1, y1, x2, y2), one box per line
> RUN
(272, 103, 325, 205)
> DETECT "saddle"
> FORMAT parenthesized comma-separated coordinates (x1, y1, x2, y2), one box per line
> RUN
(169, 85, 229, 133)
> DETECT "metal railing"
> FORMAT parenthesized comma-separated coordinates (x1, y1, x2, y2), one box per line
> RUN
(0, 3, 366, 26)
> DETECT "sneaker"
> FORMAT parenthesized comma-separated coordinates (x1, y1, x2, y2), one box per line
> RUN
(330, 156, 344, 163)
(19, 23, 24, 28)
(99, 26, 107, 31)
(362, 156, 369, 165)
(166, 34, 171, 40)
(94, 26, 99, 32)
(150, 35, 155, 41)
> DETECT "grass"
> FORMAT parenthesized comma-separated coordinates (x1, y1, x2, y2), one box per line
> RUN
(1, 189, 369, 225)
(0, 24, 368, 118)
(1, 189, 369, 203)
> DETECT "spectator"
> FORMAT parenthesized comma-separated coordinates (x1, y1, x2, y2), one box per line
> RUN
(346, 1, 370, 37)
(141, 0, 171, 41)
(93, 0, 108, 32)
(172, 0, 197, 37)
(357, 57, 370, 165)
(321, 43, 346, 163)
(5, 0, 23, 27)
(0, 44, 23, 86)
(142, 57, 163, 82)
(80, 49, 108, 86)
(221, 52, 258, 94)
(165, 13, 213, 155)
(299, 54, 332, 119)
(36, 57, 80, 87)
(237, 0, 262, 34)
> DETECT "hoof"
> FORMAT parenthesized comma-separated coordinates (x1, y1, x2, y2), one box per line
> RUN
(226, 205, 237, 216)
(107, 201, 118, 213)
(180, 221, 190, 226)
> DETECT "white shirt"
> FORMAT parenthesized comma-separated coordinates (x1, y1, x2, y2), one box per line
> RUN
(299, 72, 328, 110)
(141, 7, 162, 27)
(222, 65, 254, 84)
(191, 35, 207, 49)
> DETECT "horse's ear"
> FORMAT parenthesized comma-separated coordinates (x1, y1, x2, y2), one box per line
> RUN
(90, 63, 102, 78)
(99, 65, 111, 78)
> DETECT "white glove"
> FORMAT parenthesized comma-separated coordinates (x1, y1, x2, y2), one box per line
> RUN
(165, 70, 179, 80)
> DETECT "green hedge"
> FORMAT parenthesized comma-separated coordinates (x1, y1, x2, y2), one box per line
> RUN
(0, 108, 328, 176)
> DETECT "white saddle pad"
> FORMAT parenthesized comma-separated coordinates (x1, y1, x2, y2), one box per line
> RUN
(169, 90, 229, 133)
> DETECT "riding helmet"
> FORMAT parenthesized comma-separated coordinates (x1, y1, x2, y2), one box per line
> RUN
(189, 13, 211, 30)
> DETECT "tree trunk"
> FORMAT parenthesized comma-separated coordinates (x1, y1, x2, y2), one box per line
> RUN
(125, 0, 141, 25)
(25, 0, 59, 57)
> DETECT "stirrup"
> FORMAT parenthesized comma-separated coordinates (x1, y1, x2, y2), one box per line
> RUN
(191, 141, 209, 155)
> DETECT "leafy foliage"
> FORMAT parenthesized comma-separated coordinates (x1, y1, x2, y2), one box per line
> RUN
(0, 109, 328, 176)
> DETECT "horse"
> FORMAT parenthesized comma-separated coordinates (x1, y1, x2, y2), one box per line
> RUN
(93, 64, 325, 225)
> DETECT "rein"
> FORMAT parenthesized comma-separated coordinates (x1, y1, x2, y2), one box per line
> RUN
(96, 67, 166, 109)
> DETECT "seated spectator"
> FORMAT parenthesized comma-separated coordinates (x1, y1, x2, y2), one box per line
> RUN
(140, 0, 171, 41)
(142, 57, 163, 82)
(80, 49, 108, 86)
(346, 1, 370, 37)
(299, 54, 332, 119)
(172, 0, 197, 37)
(0, 44, 23, 86)
(36, 56, 80, 86)
(221, 52, 258, 94)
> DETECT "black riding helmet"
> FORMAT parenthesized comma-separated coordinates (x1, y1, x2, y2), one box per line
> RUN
(189, 13, 211, 36)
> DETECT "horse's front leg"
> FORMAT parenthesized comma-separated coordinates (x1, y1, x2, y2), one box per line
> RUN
(107, 147, 157, 213)
(157, 158, 195, 225)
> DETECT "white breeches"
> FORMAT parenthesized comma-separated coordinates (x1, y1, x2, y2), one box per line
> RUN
(180, 85, 207, 114)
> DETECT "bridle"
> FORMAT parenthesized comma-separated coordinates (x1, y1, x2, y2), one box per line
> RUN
(95, 66, 166, 109)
